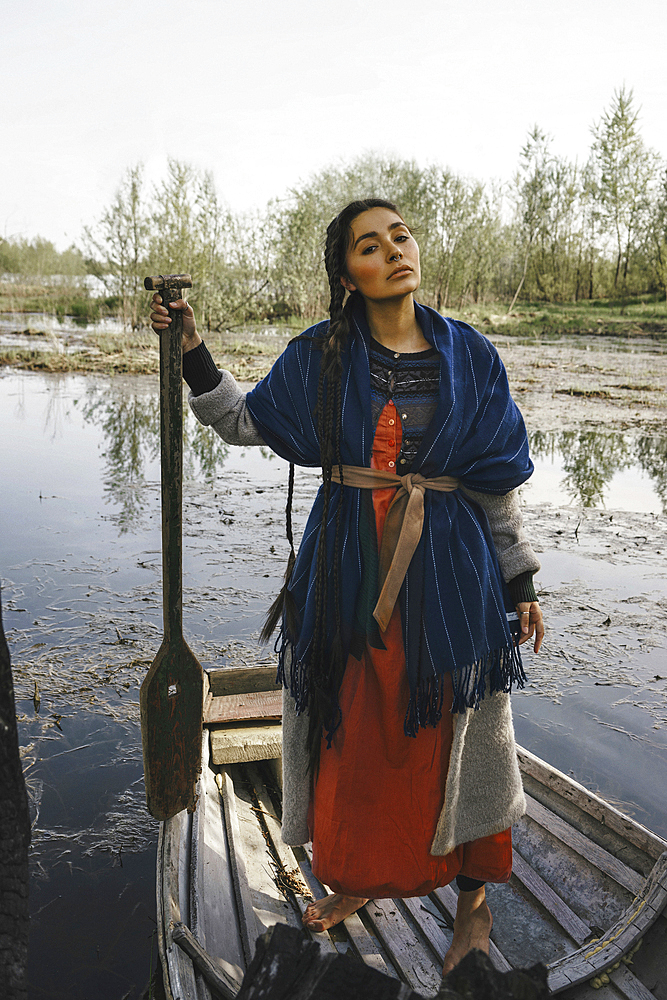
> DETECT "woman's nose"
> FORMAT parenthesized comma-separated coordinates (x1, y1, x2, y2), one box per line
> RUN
(388, 248, 403, 261)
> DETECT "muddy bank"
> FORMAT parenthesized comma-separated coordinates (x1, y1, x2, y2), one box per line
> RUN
(494, 339, 667, 432)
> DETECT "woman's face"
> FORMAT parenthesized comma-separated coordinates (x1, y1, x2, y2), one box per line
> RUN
(341, 207, 421, 303)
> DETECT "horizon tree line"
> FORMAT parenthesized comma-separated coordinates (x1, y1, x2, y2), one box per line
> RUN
(1, 87, 666, 330)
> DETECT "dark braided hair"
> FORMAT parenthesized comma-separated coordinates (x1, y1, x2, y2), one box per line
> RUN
(263, 198, 405, 768)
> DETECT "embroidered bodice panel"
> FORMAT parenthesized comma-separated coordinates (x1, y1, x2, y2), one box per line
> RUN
(368, 338, 440, 471)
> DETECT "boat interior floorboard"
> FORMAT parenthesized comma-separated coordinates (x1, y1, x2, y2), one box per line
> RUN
(158, 740, 667, 1000)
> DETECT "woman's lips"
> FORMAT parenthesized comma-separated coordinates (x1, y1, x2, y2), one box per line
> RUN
(388, 267, 412, 279)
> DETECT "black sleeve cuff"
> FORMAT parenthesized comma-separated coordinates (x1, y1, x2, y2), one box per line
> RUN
(507, 570, 538, 606)
(182, 341, 223, 396)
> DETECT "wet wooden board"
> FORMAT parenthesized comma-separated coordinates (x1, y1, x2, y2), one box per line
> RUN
(204, 690, 282, 725)
(210, 722, 282, 765)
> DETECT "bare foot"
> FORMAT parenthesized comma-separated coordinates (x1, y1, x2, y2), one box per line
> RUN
(442, 887, 493, 976)
(302, 893, 369, 932)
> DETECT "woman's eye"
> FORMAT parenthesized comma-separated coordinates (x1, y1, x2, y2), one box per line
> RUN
(395, 234, 408, 243)
(361, 244, 377, 254)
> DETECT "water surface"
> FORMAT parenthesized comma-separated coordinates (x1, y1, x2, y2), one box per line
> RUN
(2, 367, 666, 998)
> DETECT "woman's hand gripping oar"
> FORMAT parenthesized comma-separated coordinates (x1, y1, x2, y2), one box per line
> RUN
(140, 273, 204, 820)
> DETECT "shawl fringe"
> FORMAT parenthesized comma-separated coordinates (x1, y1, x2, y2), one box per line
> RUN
(277, 626, 526, 745)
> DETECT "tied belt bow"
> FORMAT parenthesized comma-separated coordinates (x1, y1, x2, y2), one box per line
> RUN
(329, 466, 460, 631)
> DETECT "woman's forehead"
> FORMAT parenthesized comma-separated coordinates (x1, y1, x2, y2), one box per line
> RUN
(348, 207, 405, 239)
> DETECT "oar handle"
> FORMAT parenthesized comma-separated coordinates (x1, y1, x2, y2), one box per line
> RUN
(145, 274, 193, 642)
(160, 302, 184, 640)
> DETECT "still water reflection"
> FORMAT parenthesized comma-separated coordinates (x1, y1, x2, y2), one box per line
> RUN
(527, 429, 667, 512)
(60, 377, 667, 527)
(2, 369, 666, 999)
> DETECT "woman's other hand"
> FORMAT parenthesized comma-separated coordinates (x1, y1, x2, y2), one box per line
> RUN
(149, 293, 202, 353)
(515, 601, 544, 653)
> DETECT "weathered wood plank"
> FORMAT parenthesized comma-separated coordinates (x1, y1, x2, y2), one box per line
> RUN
(295, 844, 394, 977)
(525, 794, 644, 895)
(430, 884, 512, 973)
(244, 763, 336, 954)
(159, 810, 200, 1000)
(205, 690, 282, 725)
(518, 746, 667, 862)
(208, 665, 280, 697)
(172, 922, 238, 1000)
(235, 923, 424, 1000)
(401, 896, 451, 964)
(546, 852, 667, 994)
(190, 738, 245, 986)
(216, 769, 259, 966)
(511, 850, 592, 945)
(210, 723, 282, 765)
(365, 897, 443, 995)
(609, 962, 659, 1000)
(225, 764, 305, 941)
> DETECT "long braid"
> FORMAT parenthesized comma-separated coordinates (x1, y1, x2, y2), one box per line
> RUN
(262, 198, 403, 767)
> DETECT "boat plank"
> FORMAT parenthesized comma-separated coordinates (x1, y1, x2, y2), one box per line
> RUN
(217, 769, 260, 966)
(208, 665, 280, 697)
(224, 765, 303, 937)
(295, 845, 393, 975)
(610, 961, 661, 1000)
(210, 723, 282, 765)
(401, 896, 451, 964)
(243, 763, 336, 955)
(190, 744, 245, 986)
(511, 850, 592, 945)
(365, 896, 443, 995)
(518, 747, 667, 862)
(160, 811, 200, 1000)
(430, 884, 512, 973)
(172, 922, 238, 1000)
(547, 853, 667, 993)
(204, 690, 282, 725)
(525, 795, 644, 895)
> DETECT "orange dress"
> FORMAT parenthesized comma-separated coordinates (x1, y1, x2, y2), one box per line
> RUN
(309, 401, 513, 898)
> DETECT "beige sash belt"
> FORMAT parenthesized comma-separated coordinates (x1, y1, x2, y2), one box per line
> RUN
(329, 466, 460, 632)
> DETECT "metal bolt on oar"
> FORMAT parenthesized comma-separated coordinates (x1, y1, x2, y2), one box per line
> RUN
(140, 273, 204, 820)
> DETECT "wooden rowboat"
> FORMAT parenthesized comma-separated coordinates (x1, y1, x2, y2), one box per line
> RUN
(157, 667, 667, 999)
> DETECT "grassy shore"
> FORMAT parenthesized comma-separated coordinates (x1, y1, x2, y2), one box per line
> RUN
(1, 293, 665, 377)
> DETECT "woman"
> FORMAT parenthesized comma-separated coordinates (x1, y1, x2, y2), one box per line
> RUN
(150, 199, 544, 975)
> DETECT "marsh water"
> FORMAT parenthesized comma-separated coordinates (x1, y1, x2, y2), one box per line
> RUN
(2, 357, 667, 999)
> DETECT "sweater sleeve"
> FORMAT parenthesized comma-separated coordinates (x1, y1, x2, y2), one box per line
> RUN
(460, 486, 540, 602)
(188, 368, 266, 446)
(182, 340, 223, 396)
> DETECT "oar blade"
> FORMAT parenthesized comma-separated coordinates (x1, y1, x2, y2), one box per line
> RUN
(140, 639, 204, 820)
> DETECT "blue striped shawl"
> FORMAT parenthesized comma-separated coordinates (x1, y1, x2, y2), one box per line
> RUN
(246, 301, 534, 736)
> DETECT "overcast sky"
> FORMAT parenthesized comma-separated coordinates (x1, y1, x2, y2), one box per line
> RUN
(3, 0, 666, 249)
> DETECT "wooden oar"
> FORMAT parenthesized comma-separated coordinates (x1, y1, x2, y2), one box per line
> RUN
(140, 273, 204, 820)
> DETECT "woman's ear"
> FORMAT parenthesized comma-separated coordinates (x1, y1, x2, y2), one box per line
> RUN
(340, 274, 357, 293)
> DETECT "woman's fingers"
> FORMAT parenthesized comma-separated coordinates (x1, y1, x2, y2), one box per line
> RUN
(515, 600, 544, 653)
